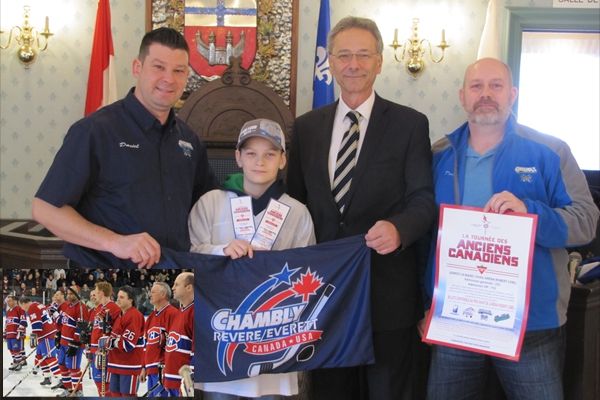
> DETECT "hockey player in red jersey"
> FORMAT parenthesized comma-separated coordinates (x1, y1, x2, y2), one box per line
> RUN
(164, 272, 194, 396)
(98, 285, 145, 396)
(17, 297, 61, 387)
(5, 295, 28, 371)
(141, 281, 179, 396)
(48, 289, 70, 326)
(87, 289, 100, 331)
(54, 286, 89, 396)
(85, 288, 106, 397)
(92, 281, 121, 397)
(47, 289, 71, 391)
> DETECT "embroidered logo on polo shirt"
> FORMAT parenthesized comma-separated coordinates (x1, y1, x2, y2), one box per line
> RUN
(179, 140, 193, 157)
(120, 142, 139, 149)
(515, 166, 537, 183)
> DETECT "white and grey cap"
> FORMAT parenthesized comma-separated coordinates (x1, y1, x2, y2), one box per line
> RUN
(237, 118, 285, 152)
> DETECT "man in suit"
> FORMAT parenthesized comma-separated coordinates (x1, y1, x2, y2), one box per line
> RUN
(287, 16, 437, 400)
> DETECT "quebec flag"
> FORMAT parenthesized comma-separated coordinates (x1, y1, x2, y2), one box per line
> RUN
(312, 0, 335, 109)
(159, 236, 374, 383)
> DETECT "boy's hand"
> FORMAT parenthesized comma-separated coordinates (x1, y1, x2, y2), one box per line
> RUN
(224, 239, 254, 259)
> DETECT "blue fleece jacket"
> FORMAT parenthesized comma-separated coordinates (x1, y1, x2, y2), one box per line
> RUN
(424, 116, 598, 331)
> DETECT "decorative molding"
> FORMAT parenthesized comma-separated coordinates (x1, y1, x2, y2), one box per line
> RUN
(0, 220, 67, 269)
(177, 56, 294, 149)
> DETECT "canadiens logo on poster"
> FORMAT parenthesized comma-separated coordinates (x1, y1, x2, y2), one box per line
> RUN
(211, 263, 335, 377)
(185, 0, 258, 77)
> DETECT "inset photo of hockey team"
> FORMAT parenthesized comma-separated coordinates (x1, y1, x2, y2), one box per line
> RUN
(2, 268, 194, 397)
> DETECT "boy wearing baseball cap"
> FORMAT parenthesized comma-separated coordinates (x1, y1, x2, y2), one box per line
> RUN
(189, 118, 315, 399)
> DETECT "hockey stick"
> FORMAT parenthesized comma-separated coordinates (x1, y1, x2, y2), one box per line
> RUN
(178, 365, 194, 397)
(3, 347, 38, 381)
(4, 350, 54, 396)
(99, 312, 109, 397)
(140, 363, 165, 397)
(247, 284, 335, 377)
(100, 347, 108, 396)
(140, 380, 162, 397)
(69, 356, 92, 397)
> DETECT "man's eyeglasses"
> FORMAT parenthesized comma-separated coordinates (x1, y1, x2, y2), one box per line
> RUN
(330, 52, 379, 63)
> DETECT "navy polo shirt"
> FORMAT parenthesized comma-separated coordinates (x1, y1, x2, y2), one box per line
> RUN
(36, 88, 217, 267)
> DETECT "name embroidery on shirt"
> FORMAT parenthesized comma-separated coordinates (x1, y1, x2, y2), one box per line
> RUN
(120, 142, 140, 149)
(179, 140, 193, 157)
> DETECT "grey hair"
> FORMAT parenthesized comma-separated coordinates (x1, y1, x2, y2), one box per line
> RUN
(153, 281, 172, 301)
(327, 16, 384, 54)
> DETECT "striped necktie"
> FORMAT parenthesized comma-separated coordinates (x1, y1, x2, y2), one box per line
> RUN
(332, 111, 360, 213)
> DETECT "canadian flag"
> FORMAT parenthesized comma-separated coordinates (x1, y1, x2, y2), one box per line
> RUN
(84, 0, 118, 116)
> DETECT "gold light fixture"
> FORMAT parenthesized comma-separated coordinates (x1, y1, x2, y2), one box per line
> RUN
(0, 5, 54, 69)
(389, 18, 449, 79)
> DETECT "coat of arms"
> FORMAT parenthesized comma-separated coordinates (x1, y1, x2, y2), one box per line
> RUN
(185, 0, 258, 78)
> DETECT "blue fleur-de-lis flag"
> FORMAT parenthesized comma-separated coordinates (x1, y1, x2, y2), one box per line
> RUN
(161, 235, 374, 383)
(312, 0, 335, 109)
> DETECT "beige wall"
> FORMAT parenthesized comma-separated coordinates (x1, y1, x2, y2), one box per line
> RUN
(0, 0, 554, 219)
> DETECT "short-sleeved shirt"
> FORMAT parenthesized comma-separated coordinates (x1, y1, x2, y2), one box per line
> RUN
(35, 88, 218, 267)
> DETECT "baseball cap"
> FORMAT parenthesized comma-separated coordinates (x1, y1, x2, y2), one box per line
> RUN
(237, 118, 286, 152)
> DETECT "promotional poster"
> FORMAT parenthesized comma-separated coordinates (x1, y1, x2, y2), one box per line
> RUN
(424, 205, 538, 360)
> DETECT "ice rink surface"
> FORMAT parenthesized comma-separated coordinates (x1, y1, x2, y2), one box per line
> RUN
(3, 316, 148, 398)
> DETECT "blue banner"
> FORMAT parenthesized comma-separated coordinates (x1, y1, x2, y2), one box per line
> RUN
(312, 0, 335, 109)
(162, 236, 374, 383)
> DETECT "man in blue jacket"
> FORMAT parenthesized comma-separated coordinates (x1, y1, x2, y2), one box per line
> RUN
(421, 58, 598, 400)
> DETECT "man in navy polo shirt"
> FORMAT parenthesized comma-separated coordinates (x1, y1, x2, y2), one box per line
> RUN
(32, 27, 218, 269)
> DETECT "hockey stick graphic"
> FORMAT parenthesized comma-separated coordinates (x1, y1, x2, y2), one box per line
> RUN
(296, 344, 315, 362)
(247, 284, 335, 377)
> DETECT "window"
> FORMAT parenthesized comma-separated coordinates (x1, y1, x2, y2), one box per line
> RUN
(518, 32, 599, 170)
(506, 7, 600, 171)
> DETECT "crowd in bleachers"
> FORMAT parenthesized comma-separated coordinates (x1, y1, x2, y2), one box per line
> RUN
(2, 268, 191, 314)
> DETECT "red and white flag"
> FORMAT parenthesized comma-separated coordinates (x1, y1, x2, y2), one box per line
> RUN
(85, 0, 117, 116)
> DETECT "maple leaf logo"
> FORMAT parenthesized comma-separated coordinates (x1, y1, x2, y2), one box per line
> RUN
(477, 265, 487, 274)
(291, 268, 323, 302)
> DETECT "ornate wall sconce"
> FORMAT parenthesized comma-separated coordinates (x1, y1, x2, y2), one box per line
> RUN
(389, 18, 449, 79)
(0, 5, 54, 69)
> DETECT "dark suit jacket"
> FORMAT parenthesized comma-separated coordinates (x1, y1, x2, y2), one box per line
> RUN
(287, 94, 436, 332)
